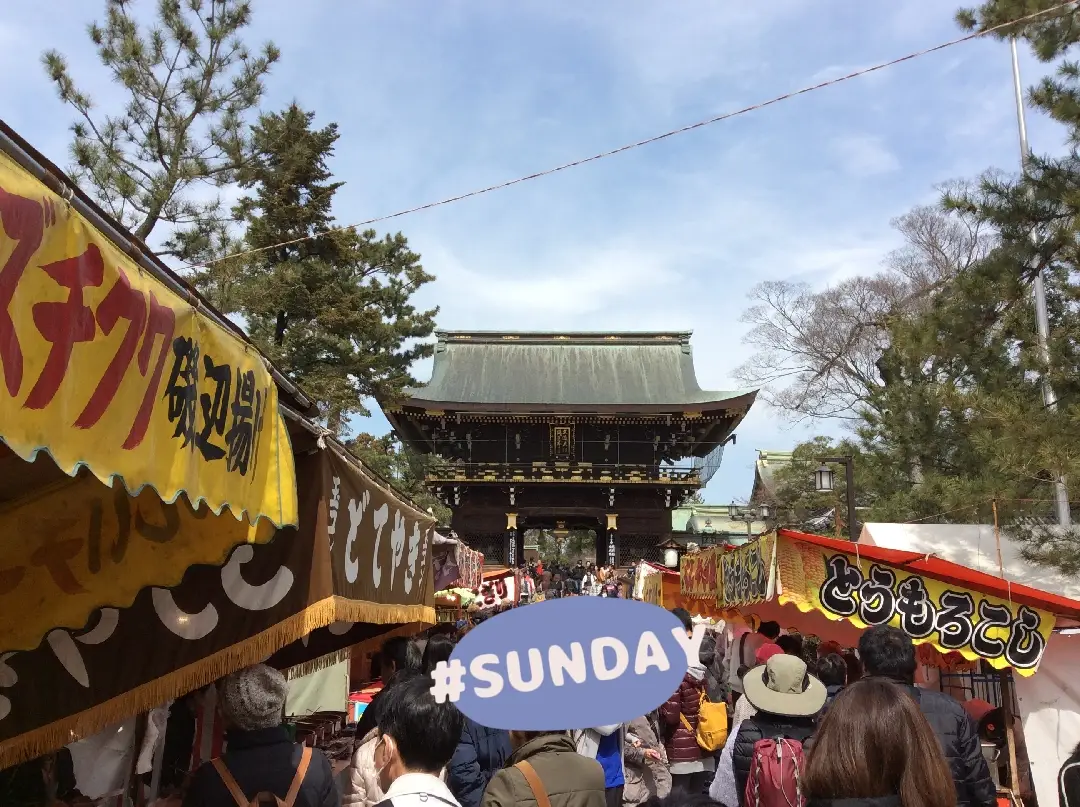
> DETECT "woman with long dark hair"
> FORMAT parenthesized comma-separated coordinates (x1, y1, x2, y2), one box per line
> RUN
(422, 633, 456, 675)
(804, 677, 956, 807)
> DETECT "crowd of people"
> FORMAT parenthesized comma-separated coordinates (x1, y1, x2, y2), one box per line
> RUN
(177, 613, 1008, 807)
(524, 560, 627, 599)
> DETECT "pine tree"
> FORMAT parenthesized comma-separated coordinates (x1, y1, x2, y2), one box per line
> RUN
(763, 3, 1080, 571)
(233, 104, 438, 430)
(43, 0, 278, 258)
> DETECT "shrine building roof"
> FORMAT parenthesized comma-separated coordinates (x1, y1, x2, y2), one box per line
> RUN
(392, 330, 757, 414)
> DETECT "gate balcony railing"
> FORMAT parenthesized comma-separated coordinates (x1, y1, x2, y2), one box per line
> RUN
(425, 461, 701, 485)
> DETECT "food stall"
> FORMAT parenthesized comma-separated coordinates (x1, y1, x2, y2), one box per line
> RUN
(432, 532, 484, 623)
(682, 527, 1080, 807)
(0, 121, 302, 661)
(0, 118, 442, 802)
(0, 439, 436, 771)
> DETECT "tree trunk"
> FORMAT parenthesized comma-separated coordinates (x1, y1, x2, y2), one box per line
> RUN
(274, 310, 288, 346)
(327, 406, 342, 436)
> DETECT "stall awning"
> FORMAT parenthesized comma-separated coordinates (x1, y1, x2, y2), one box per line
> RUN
(859, 522, 1080, 605)
(780, 529, 1080, 621)
(0, 128, 300, 652)
(772, 528, 1073, 676)
(0, 444, 434, 768)
(432, 533, 484, 591)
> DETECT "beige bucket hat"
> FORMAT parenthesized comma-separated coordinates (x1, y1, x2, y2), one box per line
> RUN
(742, 653, 827, 717)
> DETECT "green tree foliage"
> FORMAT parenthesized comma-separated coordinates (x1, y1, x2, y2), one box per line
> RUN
(349, 432, 450, 524)
(759, 3, 1080, 571)
(43, 0, 278, 258)
(764, 437, 866, 536)
(231, 104, 438, 429)
(534, 529, 594, 568)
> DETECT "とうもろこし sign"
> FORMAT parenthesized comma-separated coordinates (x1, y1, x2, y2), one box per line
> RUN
(775, 534, 1054, 675)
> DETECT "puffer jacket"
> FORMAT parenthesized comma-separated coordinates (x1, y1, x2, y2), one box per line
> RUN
(623, 715, 671, 806)
(659, 664, 706, 764)
(900, 684, 996, 807)
(481, 733, 605, 807)
(342, 728, 450, 807)
(449, 719, 513, 807)
(732, 712, 816, 806)
(342, 729, 382, 807)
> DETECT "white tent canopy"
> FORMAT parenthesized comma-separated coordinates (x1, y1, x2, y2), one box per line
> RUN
(859, 522, 1080, 603)
(859, 522, 1080, 807)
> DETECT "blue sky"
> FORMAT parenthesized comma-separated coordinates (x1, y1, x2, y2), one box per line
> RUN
(0, 1, 1067, 504)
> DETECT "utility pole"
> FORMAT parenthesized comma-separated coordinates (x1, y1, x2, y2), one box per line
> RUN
(1010, 38, 1072, 528)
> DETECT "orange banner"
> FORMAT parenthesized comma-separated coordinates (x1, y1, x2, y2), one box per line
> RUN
(680, 546, 720, 599)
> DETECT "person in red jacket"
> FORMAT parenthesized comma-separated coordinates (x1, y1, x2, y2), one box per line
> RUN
(660, 608, 711, 798)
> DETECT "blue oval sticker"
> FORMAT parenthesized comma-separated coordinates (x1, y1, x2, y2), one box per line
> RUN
(432, 597, 701, 731)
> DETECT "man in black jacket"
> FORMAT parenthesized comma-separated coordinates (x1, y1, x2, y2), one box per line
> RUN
(183, 664, 339, 807)
(859, 625, 997, 807)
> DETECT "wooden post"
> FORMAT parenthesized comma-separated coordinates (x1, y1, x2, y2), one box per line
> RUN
(999, 669, 1021, 796)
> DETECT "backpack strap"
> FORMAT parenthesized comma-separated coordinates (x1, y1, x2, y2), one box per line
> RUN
(515, 760, 552, 807)
(282, 746, 312, 807)
(211, 746, 311, 807)
(679, 713, 694, 735)
(210, 759, 252, 807)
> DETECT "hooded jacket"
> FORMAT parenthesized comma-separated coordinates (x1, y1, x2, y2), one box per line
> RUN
(659, 664, 707, 767)
(732, 711, 816, 806)
(481, 733, 605, 807)
(448, 719, 513, 807)
(623, 715, 671, 806)
(897, 683, 996, 807)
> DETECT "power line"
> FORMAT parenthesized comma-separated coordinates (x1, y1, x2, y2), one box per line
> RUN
(188, 1, 1078, 272)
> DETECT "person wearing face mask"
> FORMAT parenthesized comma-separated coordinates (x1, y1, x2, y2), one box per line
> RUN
(372, 673, 465, 807)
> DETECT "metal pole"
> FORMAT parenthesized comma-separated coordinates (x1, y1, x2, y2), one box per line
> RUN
(844, 458, 857, 542)
(1010, 38, 1072, 527)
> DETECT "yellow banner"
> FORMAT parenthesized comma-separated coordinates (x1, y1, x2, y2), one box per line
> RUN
(642, 571, 663, 605)
(0, 462, 274, 652)
(776, 537, 1055, 675)
(719, 533, 775, 608)
(0, 151, 296, 527)
(680, 547, 720, 599)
